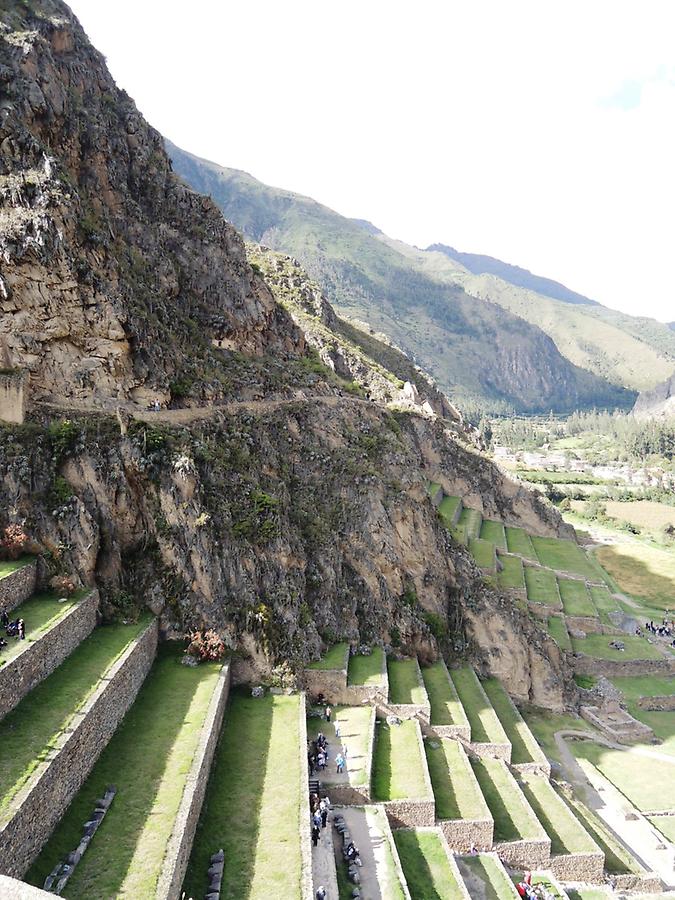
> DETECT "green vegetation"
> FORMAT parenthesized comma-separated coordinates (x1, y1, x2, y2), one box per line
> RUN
(532, 536, 600, 579)
(0, 619, 149, 819)
(438, 495, 462, 526)
(595, 541, 675, 610)
(649, 816, 675, 842)
(307, 706, 373, 787)
(394, 829, 466, 900)
(449, 667, 508, 745)
(387, 657, 427, 705)
(307, 642, 349, 670)
(505, 526, 536, 559)
(469, 537, 496, 570)
(556, 788, 640, 874)
(472, 758, 545, 842)
(520, 706, 593, 764)
(372, 719, 431, 801)
(182, 691, 304, 899)
(29, 644, 222, 898)
(0, 558, 31, 579)
(0, 591, 83, 667)
(348, 646, 385, 685)
(547, 615, 572, 651)
(497, 554, 525, 591)
(589, 585, 621, 625)
(458, 506, 482, 540)
(480, 519, 507, 550)
(458, 854, 518, 900)
(524, 566, 560, 606)
(572, 632, 664, 660)
(421, 661, 469, 727)
(572, 741, 675, 810)
(362, 806, 407, 900)
(482, 679, 545, 766)
(425, 739, 489, 820)
(558, 578, 596, 617)
(609, 674, 675, 701)
(519, 773, 598, 854)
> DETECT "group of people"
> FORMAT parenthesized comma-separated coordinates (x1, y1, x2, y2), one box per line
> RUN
(307, 705, 349, 777)
(309, 793, 330, 847)
(515, 871, 555, 899)
(644, 618, 674, 639)
(0, 610, 25, 651)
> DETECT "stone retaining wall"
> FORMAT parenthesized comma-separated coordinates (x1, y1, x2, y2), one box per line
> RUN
(0, 619, 158, 878)
(438, 817, 494, 853)
(303, 646, 349, 702)
(382, 720, 435, 829)
(0, 560, 37, 613)
(527, 600, 561, 619)
(155, 660, 231, 900)
(377, 805, 413, 900)
(565, 615, 603, 634)
(0, 591, 98, 722)
(494, 838, 551, 869)
(572, 653, 675, 678)
(343, 651, 389, 706)
(613, 872, 662, 892)
(434, 828, 471, 899)
(547, 851, 604, 884)
(637, 694, 675, 711)
(0, 875, 53, 898)
(298, 693, 314, 900)
(465, 739, 511, 761)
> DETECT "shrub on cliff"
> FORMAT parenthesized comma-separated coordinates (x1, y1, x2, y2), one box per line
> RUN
(185, 628, 226, 662)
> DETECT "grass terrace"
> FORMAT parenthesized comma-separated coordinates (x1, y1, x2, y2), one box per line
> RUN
(524, 566, 560, 606)
(571, 632, 664, 660)
(438, 495, 462, 527)
(497, 555, 525, 591)
(469, 538, 496, 570)
(182, 690, 305, 900)
(572, 740, 675, 810)
(519, 773, 598, 855)
(482, 679, 546, 767)
(394, 829, 467, 900)
(0, 557, 32, 580)
(421, 661, 469, 728)
(532, 536, 600, 580)
(557, 788, 641, 874)
(307, 705, 373, 787)
(0, 618, 150, 821)
(0, 590, 85, 667)
(567, 890, 610, 900)
(649, 816, 675, 842)
(595, 541, 675, 610)
(387, 657, 426, 705)
(547, 616, 572, 651)
(307, 641, 349, 670)
(589, 585, 621, 625)
(449, 667, 508, 745)
(425, 739, 489, 821)
(457, 854, 517, 900)
(458, 506, 482, 540)
(558, 578, 596, 617)
(29, 643, 222, 899)
(519, 707, 594, 765)
(471, 758, 545, 843)
(347, 645, 385, 686)
(480, 519, 507, 550)
(609, 673, 675, 701)
(505, 526, 536, 559)
(372, 719, 431, 802)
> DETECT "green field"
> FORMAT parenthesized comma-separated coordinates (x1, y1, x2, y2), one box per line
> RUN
(572, 632, 664, 660)
(480, 519, 507, 550)
(372, 719, 431, 801)
(547, 615, 572, 651)
(307, 705, 373, 786)
(519, 773, 598, 854)
(458, 506, 482, 540)
(457, 854, 518, 900)
(558, 578, 596, 617)
(394, 829, 467, 900)
(589, 585, 621, 625)
(482, 679, 545, 766)
(519, 707, 593, 765)
(471, 758, 545, 842)
(421, 661, 469, 727)
(572, 741, 675, 810)
(524, 566, 560, 606)
(388, 657, 427, 705)
(449, 667, 508, 745)
(28, 643, 222, 898)
(497, 555, 525, 591)
(595, 541, 675, 610)
(649, 816, 675, 842)
(183, 691, 305, 900)
(0, 619, 149, 820)
(0, 590, 83, 667)
(610, 674, 675, 701)
(307, 642, 349, 669)
(348, 646, 385, 685)
(438, 495, 462, 527)
(532, 536, 599, 580)
(505, 526, 536, 559)
(0, 558, 32, 580)
(425, 738, 489, 821)
(469, 537, 496, 570)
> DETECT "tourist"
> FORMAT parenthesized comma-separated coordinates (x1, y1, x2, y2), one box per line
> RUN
(320, 805, 328, 829)
(335, 752, 345, 774)
(316, 887, 327, 900)
(0, 610, 8, 629)
(312, 824, 320, 847)
(308, 750, 315, 775)
(317, 749, 326, 770)
(313, 810, 322, 830)
(325, 705, 332, 723)
(18, 619, 25, 640)
(334, 721, 341, 740)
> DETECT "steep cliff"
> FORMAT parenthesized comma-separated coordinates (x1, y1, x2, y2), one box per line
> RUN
(632, 370, 675, 419)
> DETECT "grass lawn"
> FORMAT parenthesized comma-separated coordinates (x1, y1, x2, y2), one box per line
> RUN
(482, 679, 545, 766)
(595, 541, 675, 611)
(505, 526, 536, 559)
(394, 829, 466, 900)
(0, 618, 150, 820)
(438, 495, 462, 527)
(307, 706, 373, 787)
(457, 854, 517, 900)
(348, 646, 385, 685)
(307, 642, 349, 669)
(609, 674, 675, 701)
(558, 578, 596, 617)
(469, 538, 496, 570)
(388, 657, 427, 705)
(649, 816, 675, 842)
(0, 590, 84, 667)
(519, 706, 593, 764)
(624, 706, 675, 757)
(519, 773, 598, 854)
(372, 719, 431, 801)
(557, 789, 640, 874)
(0, 557, 32, 580)
(480, 519, 507, 551)
(497, 555, 525, 591)
(182, 690, 304, 900)
(471, 758, 545, 842)
(589, 585, 621, 625)
(524, 566, 560, 606)
(425, 739, 489, 820)
(458, 506, 482, 540)
(547, 615, 572, 651)
(421, 661, 469, 727)
(531, 536, 598, 580)
(450, 668, 508, 745)
(28, 643, 222, 898)
(572, 741, 675, 810)
(571, 632, 664, 660)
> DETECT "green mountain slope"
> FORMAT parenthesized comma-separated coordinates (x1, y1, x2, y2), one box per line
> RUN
(167, 143, 634, 417)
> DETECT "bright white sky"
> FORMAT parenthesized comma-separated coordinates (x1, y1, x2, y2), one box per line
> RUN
(69, 0, 675, 321)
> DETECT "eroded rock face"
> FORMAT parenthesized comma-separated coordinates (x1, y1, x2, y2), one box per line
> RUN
(633, 370, 675, 419)
(0, 1, 302, 404)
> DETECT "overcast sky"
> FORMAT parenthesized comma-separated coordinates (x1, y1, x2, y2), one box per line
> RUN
(69, 0, 675, 321)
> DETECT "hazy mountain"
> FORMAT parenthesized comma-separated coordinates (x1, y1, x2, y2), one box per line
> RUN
(633, 371, 675, 419)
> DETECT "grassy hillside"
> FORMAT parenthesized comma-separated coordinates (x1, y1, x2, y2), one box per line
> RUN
(168, 142, 633, 418)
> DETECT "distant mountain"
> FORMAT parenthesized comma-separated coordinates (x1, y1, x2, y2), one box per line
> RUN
(168, 143, 637, 418)
(633, 371, 675, 419)
(670, 322, 675, 331)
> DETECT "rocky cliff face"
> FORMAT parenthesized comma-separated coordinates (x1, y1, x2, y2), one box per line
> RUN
(632, 371, 675, 419)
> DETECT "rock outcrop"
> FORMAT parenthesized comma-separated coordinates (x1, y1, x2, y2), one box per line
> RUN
(632, 370, 675, 419)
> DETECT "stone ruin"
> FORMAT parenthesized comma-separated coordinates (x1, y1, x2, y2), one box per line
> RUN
(580, 699, 654, 744)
